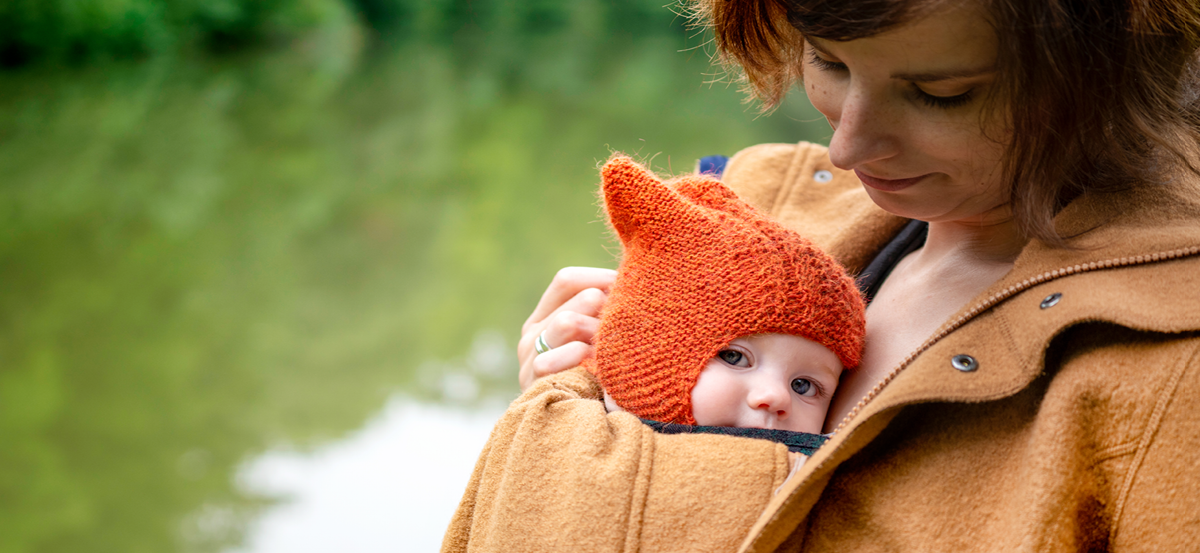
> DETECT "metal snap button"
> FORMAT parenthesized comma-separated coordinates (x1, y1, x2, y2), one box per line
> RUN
(813, 170, 833, 183)
(951, 354, 978, 372)
(1040, 293, 1062, 309)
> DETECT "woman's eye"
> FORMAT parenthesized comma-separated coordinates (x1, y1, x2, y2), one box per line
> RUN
(791, 378, 816, 397)
(717, 349, 748, 367)
(915, 87, 974, 109)
(806, 49, 846, 72)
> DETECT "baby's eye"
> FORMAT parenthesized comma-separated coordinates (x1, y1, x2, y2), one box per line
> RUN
(717, 349, 748, 367)
(791, 378, 816, 397)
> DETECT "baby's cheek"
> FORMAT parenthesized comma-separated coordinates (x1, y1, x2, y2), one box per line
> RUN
(690, 364, 737, 426)
(787, 401, 830, 434)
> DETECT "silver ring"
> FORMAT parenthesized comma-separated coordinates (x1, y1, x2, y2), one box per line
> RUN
(534, 332, 553, 355)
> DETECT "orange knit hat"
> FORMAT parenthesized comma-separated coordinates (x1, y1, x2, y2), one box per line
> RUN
(583, 154, 865, 425)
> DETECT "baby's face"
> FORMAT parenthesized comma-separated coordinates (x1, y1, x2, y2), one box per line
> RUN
(690, 334, 842, 434)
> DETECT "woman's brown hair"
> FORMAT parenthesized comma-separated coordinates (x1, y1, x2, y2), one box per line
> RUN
(689, 0, 1200, 245)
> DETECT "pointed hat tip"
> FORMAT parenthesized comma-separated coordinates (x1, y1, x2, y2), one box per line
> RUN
(600, 154, 668, 245)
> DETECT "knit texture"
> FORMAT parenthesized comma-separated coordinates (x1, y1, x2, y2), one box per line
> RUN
(584, 154, 865, 425)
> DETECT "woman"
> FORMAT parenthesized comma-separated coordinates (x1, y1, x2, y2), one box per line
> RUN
(515, 0, 1200, 550)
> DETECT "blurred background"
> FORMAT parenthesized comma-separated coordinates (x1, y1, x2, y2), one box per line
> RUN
(0, 1, 829, 551)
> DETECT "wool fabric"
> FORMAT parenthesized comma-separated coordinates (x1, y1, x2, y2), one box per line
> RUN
(584, 154, 865, 425)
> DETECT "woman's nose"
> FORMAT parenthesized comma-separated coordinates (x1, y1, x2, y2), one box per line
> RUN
(825, 86, 900, 171)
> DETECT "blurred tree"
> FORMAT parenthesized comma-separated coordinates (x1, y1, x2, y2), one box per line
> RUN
(0, 0, 354, 66)
(0, 0, 694, 67)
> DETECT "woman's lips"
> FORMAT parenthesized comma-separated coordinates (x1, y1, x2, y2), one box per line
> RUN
(854, 169, 928, 192)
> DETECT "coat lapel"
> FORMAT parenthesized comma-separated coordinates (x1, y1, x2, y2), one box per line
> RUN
(741, 157, 1200, 553)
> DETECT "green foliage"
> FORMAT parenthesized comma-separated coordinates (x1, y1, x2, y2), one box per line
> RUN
(360, 0, 684, 35)
(0, 0, 691, 66)
(0, 0, 354, 65)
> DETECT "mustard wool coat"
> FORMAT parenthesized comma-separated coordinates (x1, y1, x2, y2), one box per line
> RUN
(444, 142, 1200, 552)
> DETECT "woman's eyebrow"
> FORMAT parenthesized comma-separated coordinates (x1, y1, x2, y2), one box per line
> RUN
(805, 37, 994, 83)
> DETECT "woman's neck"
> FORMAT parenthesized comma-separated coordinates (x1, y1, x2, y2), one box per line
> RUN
(912, 217, 1027, 272)
(824, 217, 1027, 432)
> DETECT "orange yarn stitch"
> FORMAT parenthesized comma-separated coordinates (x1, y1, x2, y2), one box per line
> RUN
(583, 154, 866, 425)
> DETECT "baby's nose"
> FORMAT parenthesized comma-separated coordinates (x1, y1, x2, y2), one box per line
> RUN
(747, 382, 790, 418)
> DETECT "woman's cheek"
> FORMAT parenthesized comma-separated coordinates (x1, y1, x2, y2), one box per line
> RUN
(805, 76, 841, 129)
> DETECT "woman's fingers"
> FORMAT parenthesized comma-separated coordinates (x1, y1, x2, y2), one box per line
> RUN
(518, 268, 616, 391)
(522, 267, 617, 333)
(518, 306, 604, 391)
(539, 309, 602, 351)
(527, 341, 595, 385)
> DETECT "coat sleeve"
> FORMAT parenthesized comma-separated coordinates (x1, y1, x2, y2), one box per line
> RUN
(441, 367, 792, 553)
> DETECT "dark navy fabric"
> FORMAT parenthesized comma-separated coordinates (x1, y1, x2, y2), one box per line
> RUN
(698, 155, 730, 178)
(856, 219, 928, 303)
(640, 419, 828, 455)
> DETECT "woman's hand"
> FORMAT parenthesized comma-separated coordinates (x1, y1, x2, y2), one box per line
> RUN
(518, 267, 617, 391)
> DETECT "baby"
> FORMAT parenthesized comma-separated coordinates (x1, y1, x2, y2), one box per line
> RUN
(442, 155, 865, 553)
(585, 154, 864, 439)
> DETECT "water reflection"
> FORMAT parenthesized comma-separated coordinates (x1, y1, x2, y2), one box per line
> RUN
(227, 399, 506, 553)
(0, 14, 827, 553)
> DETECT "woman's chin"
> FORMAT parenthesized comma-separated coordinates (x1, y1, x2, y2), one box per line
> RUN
(861, 187, 940, 221)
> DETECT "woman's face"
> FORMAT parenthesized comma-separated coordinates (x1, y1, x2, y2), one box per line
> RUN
(802, 1, 1011, 226)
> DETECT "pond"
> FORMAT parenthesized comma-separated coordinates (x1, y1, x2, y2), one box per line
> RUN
(0, 13, 828, 553)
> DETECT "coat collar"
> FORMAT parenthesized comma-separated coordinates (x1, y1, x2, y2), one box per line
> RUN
(842, 173, 1200, 424)
(743, 173, 1200, 553)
